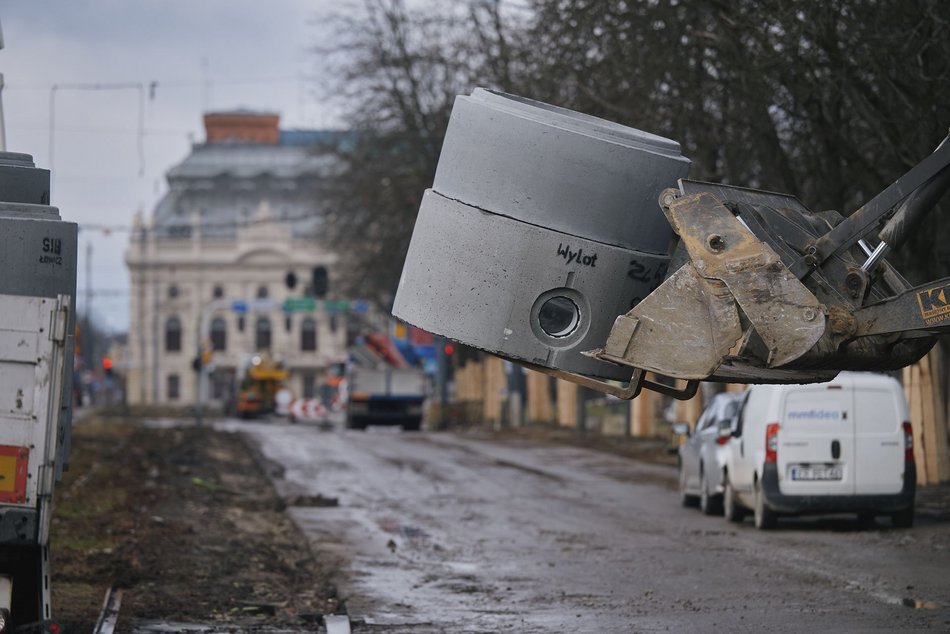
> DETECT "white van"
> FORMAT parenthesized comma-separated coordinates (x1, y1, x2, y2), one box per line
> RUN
(722, 372, 916, 529)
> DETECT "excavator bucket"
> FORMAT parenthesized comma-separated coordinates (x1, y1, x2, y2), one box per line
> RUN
(590, 189, 826, 379)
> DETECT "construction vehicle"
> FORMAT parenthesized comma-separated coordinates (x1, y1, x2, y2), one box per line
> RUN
(234, 354, 289, 418)
(343, 331, 430, 431)
(345, 365, 428, 431)
(393, 88, 950, 400)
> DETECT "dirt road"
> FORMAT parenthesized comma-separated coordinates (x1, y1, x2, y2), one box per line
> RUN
(227, 421, 950, 633)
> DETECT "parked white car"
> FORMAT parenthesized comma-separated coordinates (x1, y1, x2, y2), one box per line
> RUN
(721, 372, 916, 529)
(675, 392, 745, 515)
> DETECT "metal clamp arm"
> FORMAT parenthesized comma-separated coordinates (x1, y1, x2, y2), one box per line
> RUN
(791, 137, 950, 278)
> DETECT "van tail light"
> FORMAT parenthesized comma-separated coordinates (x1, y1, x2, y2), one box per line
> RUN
(765, 423, 779, 464)
(902, 421, 914, 462)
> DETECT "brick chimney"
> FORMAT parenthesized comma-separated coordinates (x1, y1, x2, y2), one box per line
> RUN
(203, 110, 280, 145)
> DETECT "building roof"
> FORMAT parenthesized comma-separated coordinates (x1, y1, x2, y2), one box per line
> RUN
(150, 128, 346, 239)
(165, 142, 335, 181)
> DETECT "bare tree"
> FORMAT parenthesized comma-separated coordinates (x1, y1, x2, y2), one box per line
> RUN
(312, 0, 516, 306)
(518, 0, 950, 280)
(315, 0, 950, 306)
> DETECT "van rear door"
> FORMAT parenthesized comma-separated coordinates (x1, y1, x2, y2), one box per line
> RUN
(853, 380, 904, 495)
(779, 376, 855, 496)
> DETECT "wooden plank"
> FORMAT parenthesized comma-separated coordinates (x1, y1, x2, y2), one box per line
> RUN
(483, 356, 505, 424)
(919, 352, 948, 484)
(455, 363, 468, 402)
(525, 370, 553, 423)
(556, 380, 577, 428)
(630, 378, 656, 437)
(460, 361, 478, 402)
(905, 363, 928, 484)
(926, 349, 950, 482)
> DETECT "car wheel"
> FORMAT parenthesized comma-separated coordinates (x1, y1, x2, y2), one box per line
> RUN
(754, 479, 777, 530)
(723, 475, 746, 523)
(679, 461, 699, 508)
(891, 507, 914, 528)
(700, 468, 723, 516)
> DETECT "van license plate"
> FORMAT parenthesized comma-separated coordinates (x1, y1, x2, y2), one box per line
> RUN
(790, 466, 842, 481)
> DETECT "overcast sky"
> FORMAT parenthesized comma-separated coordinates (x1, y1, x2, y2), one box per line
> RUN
(2, 0, 347, 334)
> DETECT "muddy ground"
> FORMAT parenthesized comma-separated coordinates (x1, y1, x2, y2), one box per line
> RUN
(50, 413, 341, 633)
(48, 413, 950, 632)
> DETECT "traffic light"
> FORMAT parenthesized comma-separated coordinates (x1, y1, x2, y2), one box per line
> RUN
(196, 340, 213, 371)
(311, 266, 328, 299)
(102, 356, 113, 377)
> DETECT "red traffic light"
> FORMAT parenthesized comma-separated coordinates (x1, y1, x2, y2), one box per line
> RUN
(443, 343, 455, 356)
(101, 356, 113, 371)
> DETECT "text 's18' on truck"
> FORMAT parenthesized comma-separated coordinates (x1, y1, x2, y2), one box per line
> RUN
(345, 366, 428, 431)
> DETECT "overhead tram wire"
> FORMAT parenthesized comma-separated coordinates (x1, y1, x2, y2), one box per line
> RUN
(48, 81, 146, 181)
(79, 209, 326, 234)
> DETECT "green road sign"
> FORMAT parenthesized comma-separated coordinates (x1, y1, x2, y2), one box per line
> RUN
(282, 297, 317, 312)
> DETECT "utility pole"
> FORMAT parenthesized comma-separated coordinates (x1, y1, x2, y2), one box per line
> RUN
(0, 21, 5, 151)
(85, 240, 93, 372)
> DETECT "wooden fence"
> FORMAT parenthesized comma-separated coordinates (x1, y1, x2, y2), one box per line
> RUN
(449, 352, 950, 485)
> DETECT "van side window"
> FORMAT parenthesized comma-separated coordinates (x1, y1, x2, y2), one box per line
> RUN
(734, 391, 752, 437)
(720, 400, 740, 430)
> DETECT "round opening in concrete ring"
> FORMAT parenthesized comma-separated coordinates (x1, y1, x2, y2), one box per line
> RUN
(538, 296, 580, 338)
(529, 288, 590, 349)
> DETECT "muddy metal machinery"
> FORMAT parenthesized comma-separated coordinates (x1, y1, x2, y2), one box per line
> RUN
(234, 354, 290, 419)
(393, 88, 950, 400)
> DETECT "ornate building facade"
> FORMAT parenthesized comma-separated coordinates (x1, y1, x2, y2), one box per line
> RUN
(125, 111, 347, 406)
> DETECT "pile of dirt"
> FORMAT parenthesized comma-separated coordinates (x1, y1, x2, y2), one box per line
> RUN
(50, 414, 341, 632)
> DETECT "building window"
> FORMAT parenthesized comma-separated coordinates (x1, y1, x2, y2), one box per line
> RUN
(213, 285, 224, 299)
(237, 316, 245, 332)
(256, 285, 269, 299)
(167, 374, 180, 401)
(330, 314, 339, 334)
(211, 317, 227, 351)
(255, 317, 272, 350)
(285, 315, 292, 332)
(211, 369, 233, 401)
(168, 284, 179, 299)
(301, 317, 317, 352)
(165, 316, 182, 352)
(302, 372, 316, 399)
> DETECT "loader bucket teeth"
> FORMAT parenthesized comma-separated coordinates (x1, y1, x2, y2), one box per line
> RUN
(592, 264, 743, 379)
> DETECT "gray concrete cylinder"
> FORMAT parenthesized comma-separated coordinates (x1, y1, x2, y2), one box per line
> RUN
(393, 89, 690, 380)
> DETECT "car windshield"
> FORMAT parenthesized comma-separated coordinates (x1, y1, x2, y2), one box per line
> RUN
(716, 397, 741, 429)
